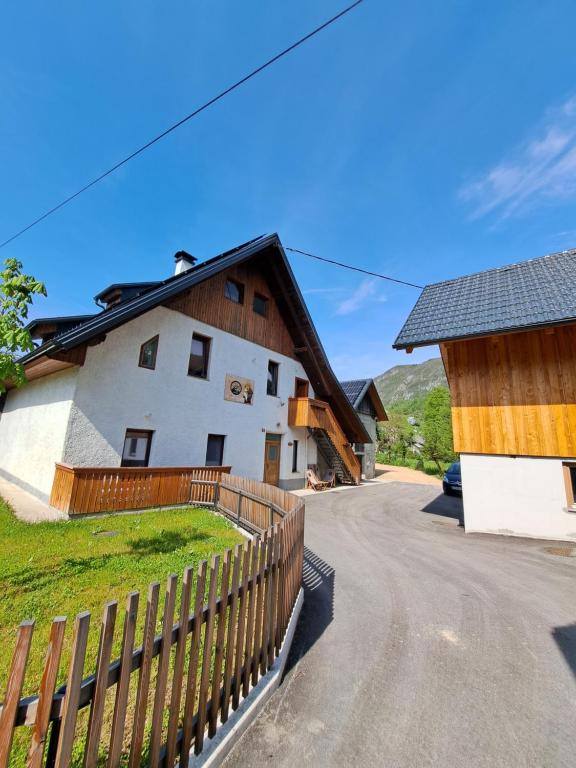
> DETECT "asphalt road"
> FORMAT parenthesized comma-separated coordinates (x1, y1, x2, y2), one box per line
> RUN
(223, 482, 576, 768)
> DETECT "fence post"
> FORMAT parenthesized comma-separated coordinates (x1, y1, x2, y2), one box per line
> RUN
(213, 481, 220, 510)
(269, 504, 274, 528)
(237, 492, 243, 523)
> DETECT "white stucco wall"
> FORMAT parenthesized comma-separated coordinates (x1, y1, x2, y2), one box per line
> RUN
(63, 306, 316, 487)
(0, 367, 78, 501)
(461, 453, 576, 542)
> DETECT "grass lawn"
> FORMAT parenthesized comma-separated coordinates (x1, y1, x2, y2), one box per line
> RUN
(0, 497, 244, 764)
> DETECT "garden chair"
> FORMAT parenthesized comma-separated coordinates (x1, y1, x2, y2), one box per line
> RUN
(306, 468, 330, 491)
(322, 468, 336, 487)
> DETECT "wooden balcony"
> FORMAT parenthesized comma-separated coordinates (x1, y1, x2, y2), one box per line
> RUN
(288, 397, 361, 484)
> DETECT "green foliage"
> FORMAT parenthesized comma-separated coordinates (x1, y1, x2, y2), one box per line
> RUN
(374, 357, 447, 407)
(377, 413, 417, 462)
(421, 386, 456, 471)
(375, 452, 451, 477)
(376, 385, 456, 477)
(387, 395, 427, 422)
(0, 258, 47, 392)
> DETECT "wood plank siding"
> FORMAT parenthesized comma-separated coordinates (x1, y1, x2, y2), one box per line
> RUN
(164, 261, 298, 360)
(441, 323, 576, 457)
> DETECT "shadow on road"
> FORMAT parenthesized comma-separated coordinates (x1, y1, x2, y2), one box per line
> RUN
(421, 492, 464, 526)
(553, 623, 576, 678)
(282, 546, 335, 678)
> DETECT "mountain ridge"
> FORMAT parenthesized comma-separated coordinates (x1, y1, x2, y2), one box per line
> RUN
(374, 358, 447, 407)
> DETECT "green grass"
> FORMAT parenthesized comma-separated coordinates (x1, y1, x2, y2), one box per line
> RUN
(0, 497, 244, 765)
(376, 452, 452, 478)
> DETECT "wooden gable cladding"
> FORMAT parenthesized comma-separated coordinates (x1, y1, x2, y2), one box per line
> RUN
(441, 323, 576, 457)
(163, 260, 298, 359)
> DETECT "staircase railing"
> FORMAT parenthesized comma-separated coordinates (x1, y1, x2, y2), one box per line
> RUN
(288, 397, 361, 484)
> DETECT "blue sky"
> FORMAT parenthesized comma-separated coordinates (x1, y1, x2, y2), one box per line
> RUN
(3, 1, 576, 377)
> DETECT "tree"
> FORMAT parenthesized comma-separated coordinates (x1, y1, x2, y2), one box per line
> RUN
(421, 387, 455, 472)
(377, 413, 416, 462)
(0, 258, 47, 393)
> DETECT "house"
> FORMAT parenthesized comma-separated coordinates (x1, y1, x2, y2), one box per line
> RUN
(394, 248, 576, 542)
(0, 234, 370, 503)
(339, 379, 387, 479)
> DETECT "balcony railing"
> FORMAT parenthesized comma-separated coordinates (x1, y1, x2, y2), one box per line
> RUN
(288, 397, 361, 483)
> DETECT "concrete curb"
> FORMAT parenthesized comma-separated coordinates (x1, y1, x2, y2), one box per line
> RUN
(184, 587, 304, 768)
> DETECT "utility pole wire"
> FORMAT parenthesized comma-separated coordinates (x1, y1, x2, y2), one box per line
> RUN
(285, 246, 424, 289)
(0, 0, 364, 251)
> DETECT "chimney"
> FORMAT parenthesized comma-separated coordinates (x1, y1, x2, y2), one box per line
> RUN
(174, 250, 197, 275)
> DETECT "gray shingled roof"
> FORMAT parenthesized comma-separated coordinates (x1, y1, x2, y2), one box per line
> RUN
(394, 249, 576, 349)
(339, 379, 370, 407)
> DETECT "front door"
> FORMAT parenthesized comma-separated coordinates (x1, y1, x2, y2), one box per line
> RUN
(263, 433, 281, 486)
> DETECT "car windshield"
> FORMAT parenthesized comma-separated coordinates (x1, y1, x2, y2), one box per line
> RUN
(447, 463, 460, 474)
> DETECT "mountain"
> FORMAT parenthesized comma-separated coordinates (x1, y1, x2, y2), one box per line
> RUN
(374, 358, 447, 408)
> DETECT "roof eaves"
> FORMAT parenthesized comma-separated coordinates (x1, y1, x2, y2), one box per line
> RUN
(270, 243, 372, 445)
(26, 314, 97, 331)
(93, 281, 161, 302)
(393, 315, 576, 349)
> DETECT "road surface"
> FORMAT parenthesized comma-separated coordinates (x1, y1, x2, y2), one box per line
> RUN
(223, 482, 576, 768)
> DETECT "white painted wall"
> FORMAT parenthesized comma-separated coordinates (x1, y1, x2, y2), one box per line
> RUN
(63, 306, 316, 487)
(461, 453, 576, 542)
(0, 368, 78, 501)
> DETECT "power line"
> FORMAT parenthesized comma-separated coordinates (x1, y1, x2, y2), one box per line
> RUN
(285, 246, 424, 289)
(0, 1, 364, 251)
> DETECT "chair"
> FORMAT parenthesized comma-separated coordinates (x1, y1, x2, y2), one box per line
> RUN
(306, 468, 330, 491)
(322, 468, 336, 487)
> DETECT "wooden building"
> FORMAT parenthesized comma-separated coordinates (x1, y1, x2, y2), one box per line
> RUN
(394, 249, 576, 542)
(0, 235, 369, 509)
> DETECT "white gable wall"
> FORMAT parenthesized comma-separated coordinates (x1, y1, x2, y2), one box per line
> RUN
(461, 454, 576, 542)
(0, 367, 78, 501)
(62, 306, 316, 487)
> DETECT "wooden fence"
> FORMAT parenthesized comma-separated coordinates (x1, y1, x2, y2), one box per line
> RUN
(49, 464, 232, 515)
(0, 475, 305, 767)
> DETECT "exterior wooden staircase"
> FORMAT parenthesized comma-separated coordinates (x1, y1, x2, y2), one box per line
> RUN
(288, 397, 361, 485)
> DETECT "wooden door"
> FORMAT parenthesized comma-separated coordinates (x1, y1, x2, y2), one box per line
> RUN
(294, 378, 309, 398)
(263, 433, 281, 486)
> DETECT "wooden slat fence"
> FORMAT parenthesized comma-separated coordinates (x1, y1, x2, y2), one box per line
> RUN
(0, 476, 305, 767)
(49, 464, 232, 515)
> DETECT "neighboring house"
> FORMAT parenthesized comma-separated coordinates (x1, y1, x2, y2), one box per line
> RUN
(339, 379, 387, 479)
(0, 234, 370, 503)
(394, 249, 576, 543)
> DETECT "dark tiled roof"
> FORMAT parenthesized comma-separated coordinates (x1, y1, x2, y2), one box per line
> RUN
(339, 379, 370, 406)
(394, 249, 576, 349)
(18, 233, 372, 443)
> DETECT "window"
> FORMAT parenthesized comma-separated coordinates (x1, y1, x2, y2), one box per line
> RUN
(253, 293, 268, 317)
(563, 462, 576, 510)
(138, 335, 159, 370)
(294, 378, 309, 398)
(121, 429, 153, 467)
(353, 443, 365, 455)
(188, 333, 210, 378)
(224, 278, 244, 304)
(267, 360, 279, 396)
(206, 434, 225, 466)
(292, 440, 299, 473)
